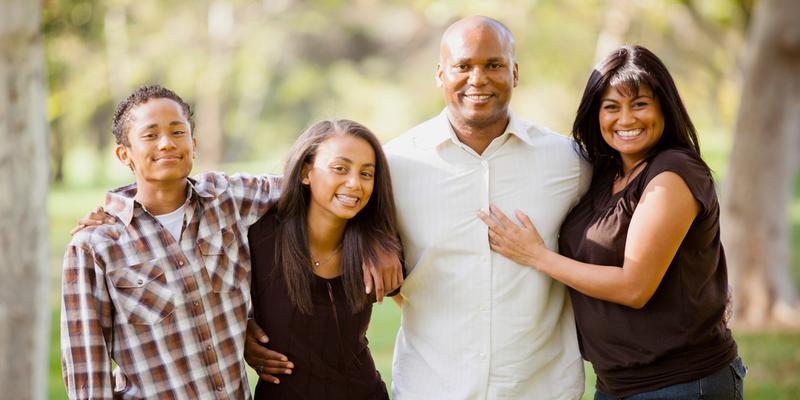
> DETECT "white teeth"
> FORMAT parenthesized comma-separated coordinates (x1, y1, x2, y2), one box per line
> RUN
(616, 129, 643, 137)
(335, 194, 359, 206)
(465, 95, 491, 101)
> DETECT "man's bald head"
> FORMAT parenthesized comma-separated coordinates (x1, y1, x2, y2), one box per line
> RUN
(440, 16, 516, 63)
(435, 16, 519, 148)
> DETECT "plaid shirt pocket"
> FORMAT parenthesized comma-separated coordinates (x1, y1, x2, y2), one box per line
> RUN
(107, 258, 176, 324)
(198, 226, 246, 292)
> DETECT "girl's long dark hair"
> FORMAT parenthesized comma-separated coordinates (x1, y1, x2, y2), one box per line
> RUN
(572, 45, 710, 185)
(275, 119, 401, 315)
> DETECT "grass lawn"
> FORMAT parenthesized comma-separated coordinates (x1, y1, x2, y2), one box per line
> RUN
(46, 143, 800, 398)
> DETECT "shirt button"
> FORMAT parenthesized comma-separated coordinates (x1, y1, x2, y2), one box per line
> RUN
(194, 301, 201, 308)
(216, 385, 223, 392)
(206, 345, 212, 352)
(479, 352, 486, 358)
(178, 260, 184, 267)
(136, 279, 144, 286)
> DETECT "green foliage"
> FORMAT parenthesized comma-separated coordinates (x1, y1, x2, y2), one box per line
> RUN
(44, 0, 751, 185)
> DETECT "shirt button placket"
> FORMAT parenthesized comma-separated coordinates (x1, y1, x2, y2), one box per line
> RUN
(480, 158, 492, 383)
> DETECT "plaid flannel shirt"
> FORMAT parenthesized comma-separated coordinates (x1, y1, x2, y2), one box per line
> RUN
(61, 172, 279, 399)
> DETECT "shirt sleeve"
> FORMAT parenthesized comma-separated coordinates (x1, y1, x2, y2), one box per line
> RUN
(225, 173, 282, 226)
(61, 243, 115, 400)
(577, 155, 593, 199)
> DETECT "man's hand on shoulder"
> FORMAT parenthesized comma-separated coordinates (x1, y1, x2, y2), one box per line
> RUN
(69, 206, 119, 239)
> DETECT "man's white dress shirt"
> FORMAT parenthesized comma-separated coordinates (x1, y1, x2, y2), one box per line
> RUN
(385, 109, 591, 400)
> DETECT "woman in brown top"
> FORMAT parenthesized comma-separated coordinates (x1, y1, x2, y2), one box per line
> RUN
(479, 46, 745, 399)
(248, 119, 400, 399)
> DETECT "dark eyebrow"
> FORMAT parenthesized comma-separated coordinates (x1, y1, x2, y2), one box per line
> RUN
(332, 156, 375, 168)
(453, 57, 506, 64)
(140, 121, 187, 131)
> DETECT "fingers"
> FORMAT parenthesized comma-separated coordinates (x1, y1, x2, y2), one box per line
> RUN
(71, 206, 117, 236)
(69, 224, 85, 236)
(488, 229, 504, 248)
(362, 264, 373, 295)
(247, 319, 269, 344)
(372, 263, 385, 303)
(255, 349, 294, 384)
(480, 209, 511, 244)
(382, 254, 402, 294)
(259, 372, 281, 384)
(256, 359, 293, 384)
(514, 210, 536, 231)
(245, 339, 294, 385)
(248, 347, 290, 365)
(489, 204, 515, 227)
(477, 210, 501, 232)
(393, 261, 404, 292)
(261, 354, 293, 373)
(108, 228, 120, 240)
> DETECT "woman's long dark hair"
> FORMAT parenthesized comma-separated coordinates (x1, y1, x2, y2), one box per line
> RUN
(572, 45, 709, 183)
(275, 119, 401, 315)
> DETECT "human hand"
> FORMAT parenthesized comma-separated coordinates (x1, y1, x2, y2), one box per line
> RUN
(477, 204, 546, 268)
(362, 247, 403, 303)
(244, 319, 294, 384)
(69, 206, 117, 237)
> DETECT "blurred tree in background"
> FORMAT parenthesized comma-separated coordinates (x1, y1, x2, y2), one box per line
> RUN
(721, 0, 800, 330)
(1, 0, 49, 398)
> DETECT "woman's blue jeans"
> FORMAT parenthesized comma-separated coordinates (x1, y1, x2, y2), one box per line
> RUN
(594, 356, 747, 400)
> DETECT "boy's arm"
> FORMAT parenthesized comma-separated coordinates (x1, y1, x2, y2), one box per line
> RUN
(61, 243, 115, 399)
(224, 173, 281, 226)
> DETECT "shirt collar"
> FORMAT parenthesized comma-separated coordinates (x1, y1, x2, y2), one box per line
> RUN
(104, 177, 217, 226)
(416, 108, 534, 149)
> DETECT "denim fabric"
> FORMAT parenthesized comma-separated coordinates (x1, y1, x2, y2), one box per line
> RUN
(594, 356, 747, 400)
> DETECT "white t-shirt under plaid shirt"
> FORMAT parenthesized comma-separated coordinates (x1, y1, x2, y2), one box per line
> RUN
(61, 172, 280, 399)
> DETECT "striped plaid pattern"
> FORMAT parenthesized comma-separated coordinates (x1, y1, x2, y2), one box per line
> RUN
(61, 172, 280, 399)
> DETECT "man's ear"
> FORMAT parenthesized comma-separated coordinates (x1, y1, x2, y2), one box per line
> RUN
(115, 144, 131, 167)
(513, 62, 519, 88)
(435, 63, 444, 87)
(192, 136, 197, 159)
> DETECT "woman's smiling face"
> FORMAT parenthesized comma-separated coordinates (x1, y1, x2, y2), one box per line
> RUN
(598, 83, 665, 170)
(303, 134, 376, 223)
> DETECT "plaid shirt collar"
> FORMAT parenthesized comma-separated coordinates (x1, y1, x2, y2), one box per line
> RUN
(105, 177, 224, 226)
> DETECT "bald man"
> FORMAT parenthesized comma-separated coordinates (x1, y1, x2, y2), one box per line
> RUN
(384, 16, 590, 399)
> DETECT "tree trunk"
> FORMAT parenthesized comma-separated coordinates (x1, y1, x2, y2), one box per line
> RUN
(721, 0, 800, 331)
(593, 0, 635, 63)
(0, 0, 50, 398)
(195, 0, 234, 167)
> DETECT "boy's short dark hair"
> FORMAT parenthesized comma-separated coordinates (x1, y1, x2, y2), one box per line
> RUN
(112, 84, 194, 146)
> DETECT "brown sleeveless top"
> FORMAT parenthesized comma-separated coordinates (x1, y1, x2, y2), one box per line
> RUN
(559, 148, 737, 397)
